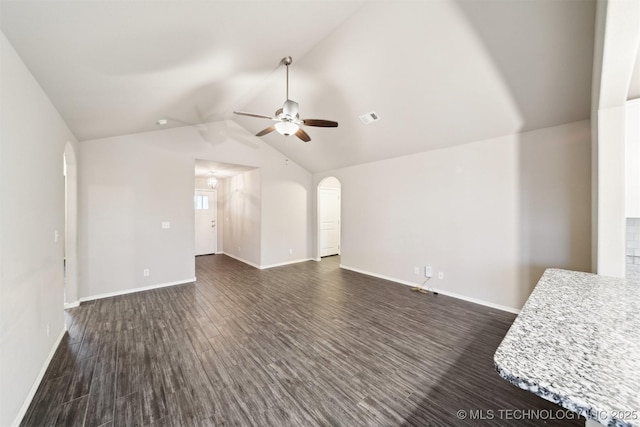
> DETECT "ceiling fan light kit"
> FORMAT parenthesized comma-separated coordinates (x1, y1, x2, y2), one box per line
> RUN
(274, 121, 299, 136)
(233, 56, 338, 142)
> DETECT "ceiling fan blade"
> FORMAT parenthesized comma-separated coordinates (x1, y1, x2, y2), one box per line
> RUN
(233, 111, 274, 120)
(256, 126, 276, 137)
(295, 128, 311, 142)
(302, 119, 338, 128)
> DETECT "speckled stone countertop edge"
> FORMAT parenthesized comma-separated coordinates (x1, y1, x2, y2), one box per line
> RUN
(494, 360, 637, 427)
(493, 268, 640, 427)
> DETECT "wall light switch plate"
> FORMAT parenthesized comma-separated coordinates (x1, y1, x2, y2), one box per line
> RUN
(161, 222, 170, 229)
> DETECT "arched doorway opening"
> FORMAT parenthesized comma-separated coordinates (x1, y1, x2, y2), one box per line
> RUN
(317, 177, 341, 260)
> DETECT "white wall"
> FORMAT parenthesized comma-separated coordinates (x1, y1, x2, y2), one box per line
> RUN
(314, 121, 592, 311)
(221, 170, 262, 266)
(260, 159, 313, 267)
(597, 105, 628, 277)
(626, 99, 640, 217)
(64, 141, 79, 305)
(0, 31, 79, 427)
(79, 121, 311, 299)
(79, 134, 196, 298)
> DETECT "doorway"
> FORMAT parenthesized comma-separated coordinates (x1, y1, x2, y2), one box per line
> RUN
(195, 189, 217, 256)
(194, 159, 258, 260)
(318, 177, 341, 258)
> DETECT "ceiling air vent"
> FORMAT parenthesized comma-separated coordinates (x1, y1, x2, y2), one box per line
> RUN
(359, 112, 380, 124)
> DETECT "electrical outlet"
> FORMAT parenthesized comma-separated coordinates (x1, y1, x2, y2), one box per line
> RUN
(161, 221, 170, 229)
(425, 266, 433, 277)
(143, 269, 150, 277)
(414, 267, 420, 275)
(289, 249, 293, 255)
(438, 272, 444, 279)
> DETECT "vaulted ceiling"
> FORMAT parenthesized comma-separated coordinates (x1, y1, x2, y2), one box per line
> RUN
(1, 0, 599, 173)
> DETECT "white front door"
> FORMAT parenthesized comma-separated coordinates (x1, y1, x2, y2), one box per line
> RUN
(319, 188, 340, 257)
(195, 190, 217, 256)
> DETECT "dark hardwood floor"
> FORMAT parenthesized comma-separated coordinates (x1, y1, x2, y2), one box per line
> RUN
(21, 255, 582, 426)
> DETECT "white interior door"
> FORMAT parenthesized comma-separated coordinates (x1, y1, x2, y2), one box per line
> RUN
(195, 190, 217, 256)
(319, 188, 340, 257)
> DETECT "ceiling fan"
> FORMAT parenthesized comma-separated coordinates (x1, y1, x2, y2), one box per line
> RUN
(233, 56, 338, 142)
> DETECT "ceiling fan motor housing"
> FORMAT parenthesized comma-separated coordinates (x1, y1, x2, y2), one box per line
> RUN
(282, 99, 299, 118)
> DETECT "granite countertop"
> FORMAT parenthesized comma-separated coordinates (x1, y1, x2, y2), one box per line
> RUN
(494, 269, 640, 427)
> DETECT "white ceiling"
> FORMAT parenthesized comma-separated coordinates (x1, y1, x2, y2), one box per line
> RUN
(0, 0, 364, 140)
(1, 0, 597, 173)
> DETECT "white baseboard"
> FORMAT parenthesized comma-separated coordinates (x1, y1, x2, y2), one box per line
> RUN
(79, 277, 196, 303)
(339, 264, 520, 314)
(432, 288, 520, 314)
(13, 325, 67, 427)
(260, 258, 314, 269)
(221, 252, 261, 269)
(63, 301, 80, 309)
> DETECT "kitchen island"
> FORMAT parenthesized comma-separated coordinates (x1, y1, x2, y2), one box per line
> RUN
(494, 269, 640, 427)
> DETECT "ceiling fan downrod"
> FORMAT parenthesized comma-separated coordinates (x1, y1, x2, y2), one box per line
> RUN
(282, 56, 292, 100)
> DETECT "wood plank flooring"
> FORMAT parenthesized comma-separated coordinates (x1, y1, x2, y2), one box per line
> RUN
(21, 255, 582, 426)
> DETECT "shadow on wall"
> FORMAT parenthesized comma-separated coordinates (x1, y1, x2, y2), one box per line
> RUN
(222, 170, 262, 265)
(454, 0, 594, 300)
(516, 123, 592, 303)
